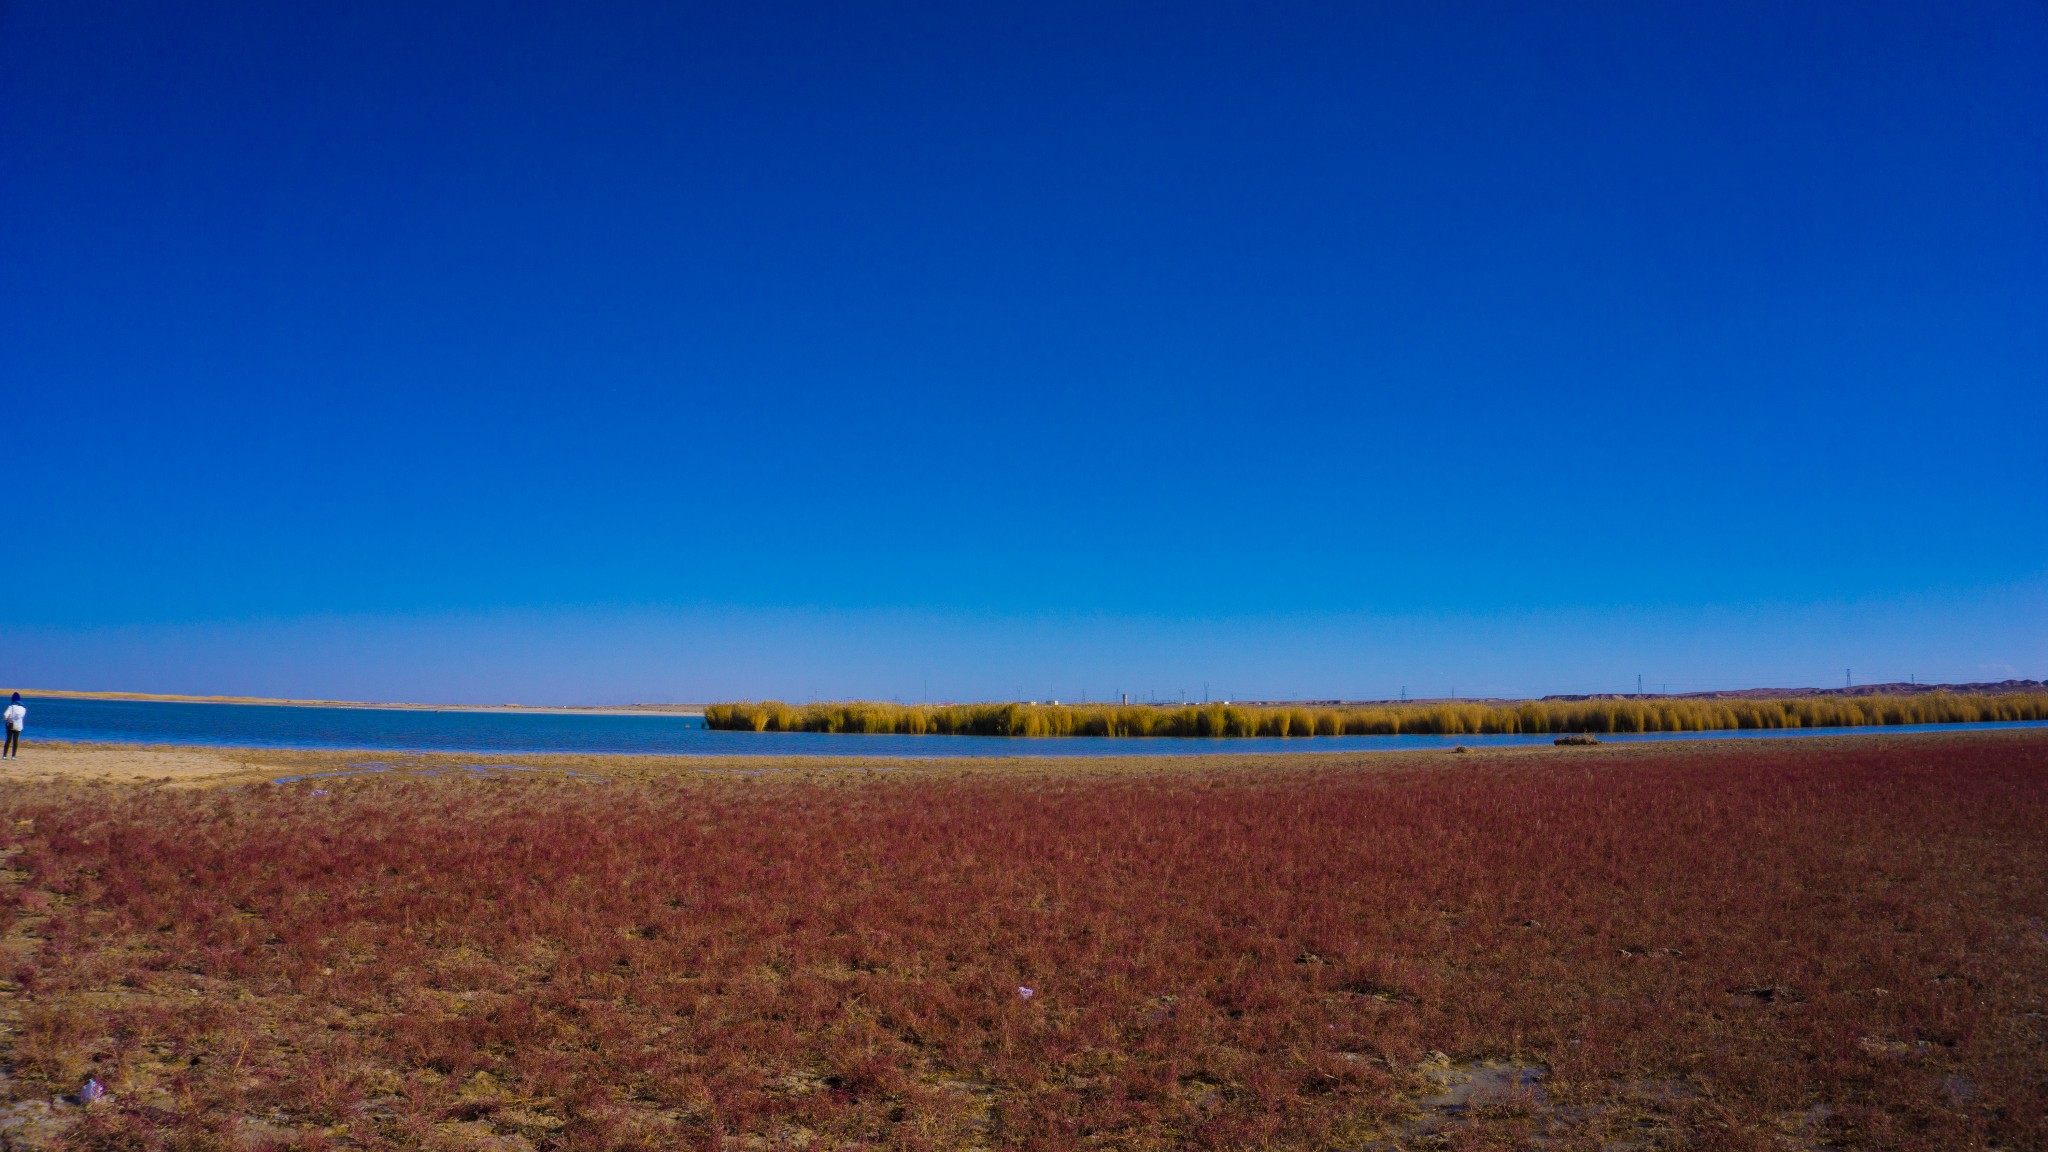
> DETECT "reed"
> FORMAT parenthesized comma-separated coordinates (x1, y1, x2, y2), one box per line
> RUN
(703, 690, 2048, 738)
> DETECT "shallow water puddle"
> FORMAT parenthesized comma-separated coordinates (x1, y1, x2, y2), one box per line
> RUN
(1414, 1057, 1547, 1118)
(1362, 1057, 1554, 1148)
(1362, 1059, 1737, 1149)
(270, 766, 393, 784)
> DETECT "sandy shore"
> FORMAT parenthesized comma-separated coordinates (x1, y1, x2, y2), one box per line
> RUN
(0, 743, 276, 787)
(2, 725, 2041, 790)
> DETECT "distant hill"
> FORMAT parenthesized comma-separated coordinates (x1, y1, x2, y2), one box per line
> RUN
(1540, 680, 2046, 702)
(1222, 680, 2047, 707)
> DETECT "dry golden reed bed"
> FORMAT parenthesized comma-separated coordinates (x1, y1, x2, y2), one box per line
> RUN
(705, 690, 2048, 738)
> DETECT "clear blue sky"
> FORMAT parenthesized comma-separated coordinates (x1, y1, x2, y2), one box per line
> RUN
(3, 2, 2044, 703)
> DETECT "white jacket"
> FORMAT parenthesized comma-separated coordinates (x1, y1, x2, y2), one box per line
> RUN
(3, 705, 22, 732)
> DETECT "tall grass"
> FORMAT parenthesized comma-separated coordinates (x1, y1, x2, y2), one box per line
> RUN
(704, 690, 2048, 738)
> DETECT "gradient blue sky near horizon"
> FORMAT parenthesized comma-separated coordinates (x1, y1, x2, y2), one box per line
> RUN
(3, 1, 2044, 705)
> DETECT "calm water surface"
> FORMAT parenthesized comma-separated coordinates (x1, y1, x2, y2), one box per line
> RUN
(19, 696, 2048, 757)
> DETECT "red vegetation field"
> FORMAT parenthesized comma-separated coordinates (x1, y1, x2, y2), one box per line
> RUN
(0, 734, 2044, 1150)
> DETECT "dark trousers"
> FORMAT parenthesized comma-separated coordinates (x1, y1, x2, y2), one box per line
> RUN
(4, 729, 16, 757)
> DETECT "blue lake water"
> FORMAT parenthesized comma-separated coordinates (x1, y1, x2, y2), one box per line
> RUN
(17, 696, 2048, 757)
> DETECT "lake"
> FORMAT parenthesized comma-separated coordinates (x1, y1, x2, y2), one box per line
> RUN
(18, 696, 2048, 757)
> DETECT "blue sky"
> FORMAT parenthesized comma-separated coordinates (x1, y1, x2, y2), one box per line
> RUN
(3, 1, 2044, 703)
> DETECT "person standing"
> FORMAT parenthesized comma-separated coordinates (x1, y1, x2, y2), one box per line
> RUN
(2, 694, 22, 759)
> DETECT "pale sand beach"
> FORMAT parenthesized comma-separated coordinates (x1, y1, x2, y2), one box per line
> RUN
(6, 725, 2042, 791)
(0, 743, 269, 787)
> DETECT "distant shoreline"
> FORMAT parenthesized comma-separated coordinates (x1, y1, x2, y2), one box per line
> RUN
(11, 680, 2044, 721)
(6, 688, 706, 718)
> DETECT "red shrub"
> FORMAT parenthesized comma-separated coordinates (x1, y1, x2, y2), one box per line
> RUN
(0, 734, 2041, 1149)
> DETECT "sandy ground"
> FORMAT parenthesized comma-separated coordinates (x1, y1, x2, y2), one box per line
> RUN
(0, 726, 2040, 791)
(0, 744, 279, 787)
